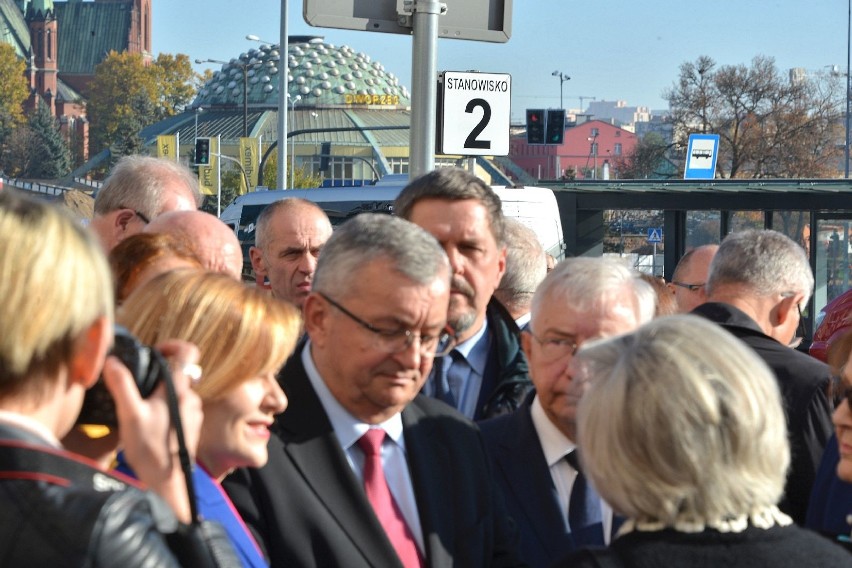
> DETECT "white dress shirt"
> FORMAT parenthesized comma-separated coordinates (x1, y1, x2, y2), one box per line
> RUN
(529, 395, 614, 544)
(301, 342, 425, 553)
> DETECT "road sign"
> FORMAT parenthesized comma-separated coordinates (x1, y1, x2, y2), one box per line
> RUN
(647, 227, 663, 243)
(684, 134, 720, 180)
(437, 71, 511, 156)
(303, 0, 512, 43)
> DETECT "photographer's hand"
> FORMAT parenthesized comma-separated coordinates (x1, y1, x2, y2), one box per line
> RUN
(103, 339, 203, 524)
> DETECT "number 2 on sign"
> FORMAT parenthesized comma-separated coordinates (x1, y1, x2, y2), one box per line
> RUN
(464, 98, 491, 150)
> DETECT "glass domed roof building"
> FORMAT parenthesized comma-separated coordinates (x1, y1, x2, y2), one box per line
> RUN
(142, 35, 509, 188)
(142, 35, 420, 187)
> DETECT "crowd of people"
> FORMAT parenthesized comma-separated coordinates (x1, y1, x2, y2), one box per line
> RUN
(1, 155, 850, 567)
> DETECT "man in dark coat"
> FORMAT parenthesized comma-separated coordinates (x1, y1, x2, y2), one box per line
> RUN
(224, 213, 522, 568)
(395, 168, 531, 420)
(692, 229, 834, 525)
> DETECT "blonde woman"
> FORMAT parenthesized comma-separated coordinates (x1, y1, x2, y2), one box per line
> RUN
(0, 190, 203, 566)
(557, 315, 849, 567)
(117, 270, 301, 568)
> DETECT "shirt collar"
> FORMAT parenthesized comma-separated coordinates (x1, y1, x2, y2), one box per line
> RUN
(529, 395, 576, 467)
(453, 319, 489, 376)
(301, 341, 405, 451)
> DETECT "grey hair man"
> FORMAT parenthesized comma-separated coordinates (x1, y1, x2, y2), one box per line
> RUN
(480, 256, 654, 567)
(494, 218, 547, 330)
(395, 167, 530, 420)
(144, 210, 243, 280)
(224, 213, 522, 568)
(693, 229, 833, 525)
(89, 155, 202, 252)
(667, 244, 718, 313)
(250, 198, 333, 309)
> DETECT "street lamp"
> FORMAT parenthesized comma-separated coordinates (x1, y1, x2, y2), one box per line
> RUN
(195, 57, 263, 137)
(846, 0, 851, 178)
(552, 71, 571, 109)
(587, 132, 599, 180)
(288, 94, 301, 188)
(248, 10, 290, 189)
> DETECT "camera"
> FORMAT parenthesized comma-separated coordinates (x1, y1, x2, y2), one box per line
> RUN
(76, 326, 171, 427)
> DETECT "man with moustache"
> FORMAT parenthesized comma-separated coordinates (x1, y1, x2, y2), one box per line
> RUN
(395, 168, 530, 420)
(224, 213, 522, 568)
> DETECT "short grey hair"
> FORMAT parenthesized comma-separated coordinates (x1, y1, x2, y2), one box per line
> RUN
(707, 230, 813, 299)
(394, 167, 505, 245)
(531, 257, 654, 326)
(496, 218, 546, 305)
(95, 155, 202, 217)
(254, 198, 329, 249)
(312, 213, 449, 298)
(575, 315, 790, 525)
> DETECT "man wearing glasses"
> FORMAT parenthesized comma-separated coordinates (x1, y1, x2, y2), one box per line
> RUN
(224, 213, 522, 568)
(480, 257, 653, 567)
(693, 229, 833, 525)
(667, 244, 718, 313)
(89, 155, 201, 252)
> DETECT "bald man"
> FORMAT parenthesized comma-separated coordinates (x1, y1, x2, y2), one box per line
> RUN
(249, 198, 333, 309)
(145, 210, 243, 279)
(89, 155, 201, 252)
(668, 244, 718, 313)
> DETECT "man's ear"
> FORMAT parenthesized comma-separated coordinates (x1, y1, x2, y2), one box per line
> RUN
(113, 209, 136, 241)
(249, 246, 267, 277)
(493, 245, 507, 288)
(520, 330, 533, 358)
(773, 293, 802, 328)
(303, 293, 330, 346)
(69, 316, 111, 390)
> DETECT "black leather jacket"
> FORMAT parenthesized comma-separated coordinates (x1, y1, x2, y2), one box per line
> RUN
(0, 423, 183, 567)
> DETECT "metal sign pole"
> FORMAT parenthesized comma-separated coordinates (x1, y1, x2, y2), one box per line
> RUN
(409, 0, 445, 178)
(277, 0, 289, 189)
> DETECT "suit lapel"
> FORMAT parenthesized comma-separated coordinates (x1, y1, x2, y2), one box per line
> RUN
(401, 398, 453, 568)
(276, 354, 403, 568)
(495, 402, 575, 558)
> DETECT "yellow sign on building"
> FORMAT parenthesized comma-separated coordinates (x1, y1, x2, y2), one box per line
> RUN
(198, 137, 220, 196)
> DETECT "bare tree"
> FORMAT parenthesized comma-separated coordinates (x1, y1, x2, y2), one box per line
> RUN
(664, 55, 844, 178)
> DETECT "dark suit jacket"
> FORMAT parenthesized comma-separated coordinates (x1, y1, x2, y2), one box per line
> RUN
(693, 302, 834, 525)
(223, 351, 523, 568)
(479, 395, 579, 568)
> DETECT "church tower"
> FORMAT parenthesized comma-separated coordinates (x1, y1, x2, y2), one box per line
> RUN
(25, 0, 58, 114)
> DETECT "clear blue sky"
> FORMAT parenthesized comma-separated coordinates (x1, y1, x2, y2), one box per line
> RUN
(154, 0, 848, 121)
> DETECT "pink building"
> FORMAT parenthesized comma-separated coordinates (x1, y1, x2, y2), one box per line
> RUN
(509, 119, 637, 180)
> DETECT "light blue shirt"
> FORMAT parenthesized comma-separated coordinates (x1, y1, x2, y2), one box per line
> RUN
(426, 320, 490, 419)
(301, 342, 425, 553)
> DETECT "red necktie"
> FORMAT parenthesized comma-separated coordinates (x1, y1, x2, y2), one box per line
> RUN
(357, 429, 423, 567)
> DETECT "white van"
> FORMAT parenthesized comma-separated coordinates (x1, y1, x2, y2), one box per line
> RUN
(220, 177, 565, 280)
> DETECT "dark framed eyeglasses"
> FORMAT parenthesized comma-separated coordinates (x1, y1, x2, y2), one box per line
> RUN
(671, 281, 704, 292)
(318, 292, 456, 357)
(527, 329, 579, 361)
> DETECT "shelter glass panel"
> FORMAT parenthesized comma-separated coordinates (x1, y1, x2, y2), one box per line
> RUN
(686, 211, 720, 248)
(729, 211, 763, 234)
(772, 211, 810, 258)
(814, 217, 852, 316)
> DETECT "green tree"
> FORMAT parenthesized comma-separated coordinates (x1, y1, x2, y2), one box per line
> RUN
(151, 53, 200, 120)
(262, 152, 322, 189)
(88, 51, 158, 154)
(24, 100, 71, 178)
(665, 55, 843, 178)
(88, 51, 201, 154)
(0, 43, 29, 169)
(615, 132, 672, 179)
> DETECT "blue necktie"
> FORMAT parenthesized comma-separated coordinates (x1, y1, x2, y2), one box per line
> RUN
(433, 350, 462, 408)
(565, 450, 605, 546)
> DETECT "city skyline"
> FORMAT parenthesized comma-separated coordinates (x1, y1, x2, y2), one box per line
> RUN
(155, 1, 850, 121)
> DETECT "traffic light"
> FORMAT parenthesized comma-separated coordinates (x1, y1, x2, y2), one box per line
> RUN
(546, 109, 566, 145)
(194, 137, 211, 166)
(526, 109, 545, 145)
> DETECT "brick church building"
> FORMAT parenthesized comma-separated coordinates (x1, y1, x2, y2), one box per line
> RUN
(0, 0, 151, 160)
